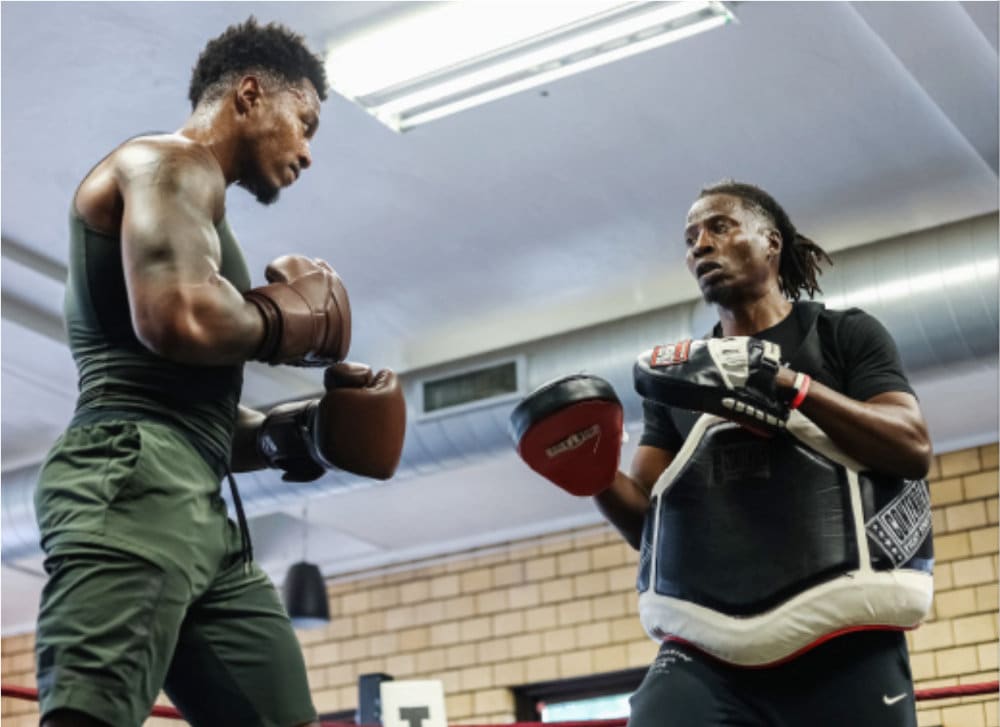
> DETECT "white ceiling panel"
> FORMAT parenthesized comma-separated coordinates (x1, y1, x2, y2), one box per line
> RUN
(1, 1, 997, 634)
(3, 3, 997, 371)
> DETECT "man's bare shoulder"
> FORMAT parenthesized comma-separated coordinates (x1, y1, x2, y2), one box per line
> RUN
(114, 134, 223, 191)
(76, 134, 224, 232)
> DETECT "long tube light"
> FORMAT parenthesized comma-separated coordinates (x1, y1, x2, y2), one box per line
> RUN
(325, 2, 735, 132)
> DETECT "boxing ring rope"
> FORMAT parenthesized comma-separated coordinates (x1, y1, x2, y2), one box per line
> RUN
(3, 681, 998, 723)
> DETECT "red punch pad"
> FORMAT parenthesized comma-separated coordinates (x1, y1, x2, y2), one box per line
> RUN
(509, 375, 623, 496)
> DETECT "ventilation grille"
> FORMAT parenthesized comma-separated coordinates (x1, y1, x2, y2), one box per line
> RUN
(422, 359, 519, 415)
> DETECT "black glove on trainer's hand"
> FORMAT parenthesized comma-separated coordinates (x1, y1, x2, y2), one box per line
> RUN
(633, 337, 788, 436)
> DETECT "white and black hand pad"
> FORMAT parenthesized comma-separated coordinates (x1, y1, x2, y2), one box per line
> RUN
(509, 375, 623, 497)
(633, 337, 788, 436)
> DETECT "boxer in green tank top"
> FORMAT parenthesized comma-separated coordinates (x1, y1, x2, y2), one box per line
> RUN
(34, 18, 407, 727)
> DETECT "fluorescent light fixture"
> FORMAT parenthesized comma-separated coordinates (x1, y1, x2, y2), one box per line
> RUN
(325, 1, 734, 132)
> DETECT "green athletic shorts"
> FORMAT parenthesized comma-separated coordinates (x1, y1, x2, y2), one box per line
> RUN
(33, 419, 318, 727)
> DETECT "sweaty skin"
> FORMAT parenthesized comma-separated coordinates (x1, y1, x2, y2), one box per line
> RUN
(46, 63, 325, 727)
(74, 77, 319, 366)
(596, 193, 931, 548)
(69, 76, 320, 480)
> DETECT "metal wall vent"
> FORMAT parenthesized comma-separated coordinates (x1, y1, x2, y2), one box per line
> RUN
(420, 357, 522, 416)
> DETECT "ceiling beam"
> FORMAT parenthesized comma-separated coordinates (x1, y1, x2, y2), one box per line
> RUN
(1, 235, 67, 283)
(851, 2, 999, 175)
(1, 292, 66, 343)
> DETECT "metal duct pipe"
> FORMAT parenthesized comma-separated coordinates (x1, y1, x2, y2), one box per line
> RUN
(820, 214, 997, 369)
(3, 214, 996, 563)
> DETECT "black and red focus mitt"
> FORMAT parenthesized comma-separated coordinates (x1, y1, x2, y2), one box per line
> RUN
(509, 375, 623, 496)
(633, 337, 788, 437)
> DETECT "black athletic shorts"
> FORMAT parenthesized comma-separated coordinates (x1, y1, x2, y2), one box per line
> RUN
(628, 630, 917, 727)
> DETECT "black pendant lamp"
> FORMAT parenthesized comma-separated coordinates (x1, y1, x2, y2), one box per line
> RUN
(282, 504, 330, 629)
(283, 561, 330, 629)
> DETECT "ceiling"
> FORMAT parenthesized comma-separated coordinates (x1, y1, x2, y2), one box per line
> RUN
(1, 1, 997, 635)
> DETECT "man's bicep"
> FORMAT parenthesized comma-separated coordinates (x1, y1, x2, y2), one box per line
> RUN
(118, 148, 224, 291)
(838, 310, 915, 401)
(232, 405, 267, 473)
(116, 147, 231, 354)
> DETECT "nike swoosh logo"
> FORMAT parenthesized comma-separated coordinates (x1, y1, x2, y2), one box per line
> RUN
(883, 693, 907, 706)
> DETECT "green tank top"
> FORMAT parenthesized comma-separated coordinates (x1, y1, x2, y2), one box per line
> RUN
(64, 210, 251, 467)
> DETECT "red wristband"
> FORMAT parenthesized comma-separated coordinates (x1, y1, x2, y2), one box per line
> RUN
(790, 373, 811, 410)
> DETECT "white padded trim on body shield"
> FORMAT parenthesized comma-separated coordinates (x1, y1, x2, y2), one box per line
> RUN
(638, 568, 933, 666)
(649, 413, 732, 498)
(639, 409, 933, 666)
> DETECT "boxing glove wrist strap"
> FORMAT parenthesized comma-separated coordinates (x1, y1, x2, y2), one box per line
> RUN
(245, 293, 283, 363)
(257, 400, 326, 482)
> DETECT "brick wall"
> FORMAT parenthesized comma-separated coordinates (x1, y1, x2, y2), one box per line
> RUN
(909, 445, 999, 727)
(2, 443, 996, 727)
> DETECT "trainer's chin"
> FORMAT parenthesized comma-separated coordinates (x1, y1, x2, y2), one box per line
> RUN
(700, 281, 733, 306)
(239, 176, 281, 206)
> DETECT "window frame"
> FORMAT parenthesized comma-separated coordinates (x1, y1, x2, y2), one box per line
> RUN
(512, 668, 646, 721)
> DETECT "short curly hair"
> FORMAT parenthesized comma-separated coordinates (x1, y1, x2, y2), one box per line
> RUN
(189, 16, 328, 109)
(699, 180, 833, 301)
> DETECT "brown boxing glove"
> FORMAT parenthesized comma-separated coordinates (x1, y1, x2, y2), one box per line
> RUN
(314, 363, 407, 480)
(257, 362, 406, 482)
(244, 255, 352, 366)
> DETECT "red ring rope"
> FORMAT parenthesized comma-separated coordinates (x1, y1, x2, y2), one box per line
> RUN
(3, 681, 998, 722)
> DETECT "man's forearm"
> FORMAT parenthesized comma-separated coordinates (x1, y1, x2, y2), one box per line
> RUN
(134, 278, 267, 366)
(230, 405, 267, 472)
(595, 471, 653, 550)
(779, 369, 932, 479)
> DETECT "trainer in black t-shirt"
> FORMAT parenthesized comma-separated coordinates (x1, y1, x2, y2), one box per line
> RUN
(639, 303, 915, 454)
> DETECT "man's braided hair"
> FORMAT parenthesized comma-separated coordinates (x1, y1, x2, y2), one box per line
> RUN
(700, 180, 833, 301)
(189, 16, 328, 109)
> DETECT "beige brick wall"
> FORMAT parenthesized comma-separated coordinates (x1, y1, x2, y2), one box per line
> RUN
(295, 527, 654, 723)
(909, 444, 999, 727)
(2, 444, 997, 727)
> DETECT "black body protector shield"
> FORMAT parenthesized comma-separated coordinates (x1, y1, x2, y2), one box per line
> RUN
(634, 304, 934, 666)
